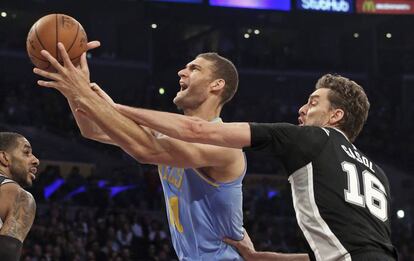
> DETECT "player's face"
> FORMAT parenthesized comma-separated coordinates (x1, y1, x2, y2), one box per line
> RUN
(8, 138, 39, 188)
(174, 57, 215, 110)
(298, 88, 335, 127)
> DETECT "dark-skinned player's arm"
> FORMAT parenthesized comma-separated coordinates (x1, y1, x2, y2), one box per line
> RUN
(0, 183, 36, 261)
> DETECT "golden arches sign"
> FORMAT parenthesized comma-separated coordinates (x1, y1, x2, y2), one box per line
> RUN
(362, 0, 376, 12)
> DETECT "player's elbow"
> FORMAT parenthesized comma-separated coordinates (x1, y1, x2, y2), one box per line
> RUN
(127, 145, 157, 165)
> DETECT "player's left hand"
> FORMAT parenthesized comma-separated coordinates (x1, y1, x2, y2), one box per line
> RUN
(33, 42, 92, 99)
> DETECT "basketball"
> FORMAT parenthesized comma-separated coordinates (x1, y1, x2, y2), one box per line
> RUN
(26, 14, 88, 71)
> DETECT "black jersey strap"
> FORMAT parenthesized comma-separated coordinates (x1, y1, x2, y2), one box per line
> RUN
(0, 235, 23, 261)
(0, 175, 15, 186)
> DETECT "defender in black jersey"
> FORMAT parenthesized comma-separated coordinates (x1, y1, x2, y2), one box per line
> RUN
(245, 123, 396, 260)
(118, 74, 398, 260)
(0, 132, 39, 261)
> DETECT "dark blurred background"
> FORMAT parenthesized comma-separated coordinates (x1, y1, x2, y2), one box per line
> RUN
(0, 0, 413, 260)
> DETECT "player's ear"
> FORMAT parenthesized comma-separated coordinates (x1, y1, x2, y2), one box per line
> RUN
(330, 108, 344, 125)
(210, 79, 225, 92)
(0, 151, 10, 167)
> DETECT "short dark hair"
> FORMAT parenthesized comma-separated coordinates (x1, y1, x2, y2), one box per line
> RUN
(315, 74, 370, 142)
(0, 132, 24, 152)
(196, 53, 239, 105)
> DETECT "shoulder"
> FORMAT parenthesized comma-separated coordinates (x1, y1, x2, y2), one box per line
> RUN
(203, 148, 246, 183)
(0, 184, 36, 242)
(0, 184, 36, 212)
(15, 188, 36, 210)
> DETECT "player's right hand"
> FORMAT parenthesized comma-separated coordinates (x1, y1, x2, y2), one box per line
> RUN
(223, 230, 256, 260)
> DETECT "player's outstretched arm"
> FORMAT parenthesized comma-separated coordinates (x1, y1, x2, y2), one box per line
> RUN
(34, 44, 242, 170)
(67, 89, 115, 145)
(33, 39, 112, 145)
(113, 103, 251, 149)
(91, 85, 250, 149)
(223, 231, 309, 261)
(33, 45, 167, 162)
(57, 40, 115, 145)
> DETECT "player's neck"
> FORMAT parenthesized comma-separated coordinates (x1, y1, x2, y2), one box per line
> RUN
(0, 169, 11, 179)
(183, 101, 222, 121)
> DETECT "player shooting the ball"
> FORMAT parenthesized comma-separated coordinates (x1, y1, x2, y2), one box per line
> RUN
(33, 42, 311, 260)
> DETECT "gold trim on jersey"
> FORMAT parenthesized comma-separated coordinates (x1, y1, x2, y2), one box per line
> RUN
(158, 165, 220, 188)
(192, 168, 220, 188)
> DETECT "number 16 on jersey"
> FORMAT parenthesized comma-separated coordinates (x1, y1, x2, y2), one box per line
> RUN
(342, 161, 388, 221)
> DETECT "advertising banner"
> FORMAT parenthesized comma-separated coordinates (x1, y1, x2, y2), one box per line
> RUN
(297, 0, 354, 12)
(209, 0, 291, 11)
(357, 0, 414, 14)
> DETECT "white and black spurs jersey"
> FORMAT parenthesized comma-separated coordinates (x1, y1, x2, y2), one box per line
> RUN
(246, 123, 397, 261)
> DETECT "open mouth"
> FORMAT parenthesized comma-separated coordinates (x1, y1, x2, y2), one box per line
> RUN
(29, 168, 37, 180)
(179, 81, 188, 91)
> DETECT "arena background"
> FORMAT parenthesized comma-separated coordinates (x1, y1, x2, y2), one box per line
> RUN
(0, 0, 413, 260)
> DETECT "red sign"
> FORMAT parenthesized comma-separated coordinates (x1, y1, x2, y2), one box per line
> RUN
(357, 0, 414, 14)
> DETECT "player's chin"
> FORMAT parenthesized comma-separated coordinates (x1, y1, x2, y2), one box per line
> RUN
(173, 96, 184, 110)
(173, 96, 180, 105)
(24, 175, 34, 188)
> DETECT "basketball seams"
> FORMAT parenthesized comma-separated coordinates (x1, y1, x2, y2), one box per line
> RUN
(29, 55, 51, 70)
(56, 14, 59, 62)
(66, 22, 80, 54)
(29, 53, 49, 63)
(69, 53, 84, 65)
(34, 22, 47, 53)
(33, 22, 51, 67)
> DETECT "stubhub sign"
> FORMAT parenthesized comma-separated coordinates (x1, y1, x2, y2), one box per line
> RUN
(297, 0, 354, 12)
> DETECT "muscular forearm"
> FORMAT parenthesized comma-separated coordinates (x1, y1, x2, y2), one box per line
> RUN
(68, 99, 102, 137)
(245, 252, 309, 261)
(76, 95, 156, 161)
(115, 104, 250, 148)
(116, 104, 195, 139)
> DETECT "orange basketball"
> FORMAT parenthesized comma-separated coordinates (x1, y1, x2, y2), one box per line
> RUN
(26, 14, 88, 71)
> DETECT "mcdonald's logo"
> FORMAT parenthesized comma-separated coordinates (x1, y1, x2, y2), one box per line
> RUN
(362, 0, 376, 12)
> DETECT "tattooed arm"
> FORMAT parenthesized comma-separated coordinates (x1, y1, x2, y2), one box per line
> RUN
(0, 183, 36, 242)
